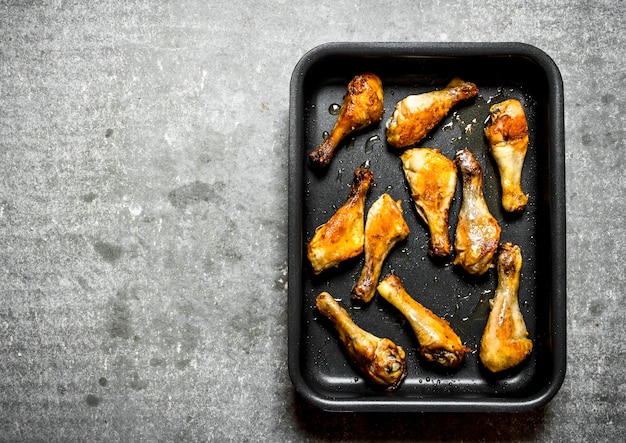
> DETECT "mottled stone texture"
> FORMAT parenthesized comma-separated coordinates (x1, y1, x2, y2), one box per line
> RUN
(0, 1, 624, 441)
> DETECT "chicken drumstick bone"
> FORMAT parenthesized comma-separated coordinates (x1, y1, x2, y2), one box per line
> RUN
(386, 77, 478, 148)
(484, 99, 529, 212)
(377, 274, 470, 368)
(479, 242, 533, 372)
(352, 194, 410, 303)
(307, 167, 374, 274)
(309, 73, 384, 169)
(453, 148, 501, 276)
(316, 291, 407, 390)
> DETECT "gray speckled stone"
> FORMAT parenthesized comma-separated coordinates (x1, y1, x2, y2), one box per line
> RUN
(1, 1, 625, 441)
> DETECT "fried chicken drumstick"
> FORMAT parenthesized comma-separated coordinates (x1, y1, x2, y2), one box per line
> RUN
(479, 243, 533, 372)
(377, 274, 470, 368)
(316, 291, 407, 390)
(401, 148, 457, 258)
(307, 168, 374, 274)
(484, 99, 529, 212)
(386, 77, 478, 148)
(309, 73, 384, 169)
(453, 149, 501, 275)
(352, 194, 410, 303)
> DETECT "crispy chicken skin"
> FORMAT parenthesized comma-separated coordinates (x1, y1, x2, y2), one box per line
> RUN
(400, 148, 457, 257)
(479, 243, 533, 372)
(386, 77, 478, 148)
(377, 274, 470, 368)
(352, 194, 410, 303)
(307, 168, 374, 274)
(309, 73, 384, 169)
(484, 99, 529, 212)
(453, 149, 501, 275)
(316, 291, 407, 390)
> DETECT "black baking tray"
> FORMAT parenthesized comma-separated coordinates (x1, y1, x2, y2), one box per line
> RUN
(288, 42, 566, 412)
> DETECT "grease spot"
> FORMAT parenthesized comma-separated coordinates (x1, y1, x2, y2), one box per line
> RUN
(85, 394, 101, 407)
(108, 288, 134, 340)
(94, 241, 124, 263)
(168, 180, 225, 209)
(130, 371, 148, 391)
(149, 357, 166, 367)
(601, 94, 615, 105)
(98, 377, 108, 387)
(175, 359, 191, 370)
(81, 192, 98, 203)
(588, 300, 605, 316)
(105, 128, 114, 138)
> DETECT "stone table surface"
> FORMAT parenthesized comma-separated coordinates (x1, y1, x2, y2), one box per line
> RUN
(1, 1, 624, 441)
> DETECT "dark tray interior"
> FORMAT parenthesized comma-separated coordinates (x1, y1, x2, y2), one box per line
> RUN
(288, 42, 566, 412)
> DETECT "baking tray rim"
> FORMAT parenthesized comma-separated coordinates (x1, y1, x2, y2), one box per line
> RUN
(287, 41, 566, 413)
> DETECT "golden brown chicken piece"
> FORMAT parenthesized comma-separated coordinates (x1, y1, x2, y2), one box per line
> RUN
(307, 168, 374, 274)
(400, 148, 457, 258)
(453, 149, 501, 275)
(309, 73, 384, 169)
(377, 274, 470, 368)
(386, 77, 478, 148)
(484, 99, 529, 212)
(352, 194, 410, 303)
(479, 243, 533, 372)
(316, 291, 407, 390)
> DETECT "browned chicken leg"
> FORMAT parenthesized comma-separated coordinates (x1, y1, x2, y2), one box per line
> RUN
(352, 194, 410, 303)
(307, 168, 374, 274)
(309, 73, 384, 169)
(377, 274, 470, 368)
(479, 243, 533, 372)
(316, 291, 407, 390)
(386, 77, 478, 148)
(400, 148, 457, 257)
(453, 149, 501, 275)
(484, 99, 529, 212)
